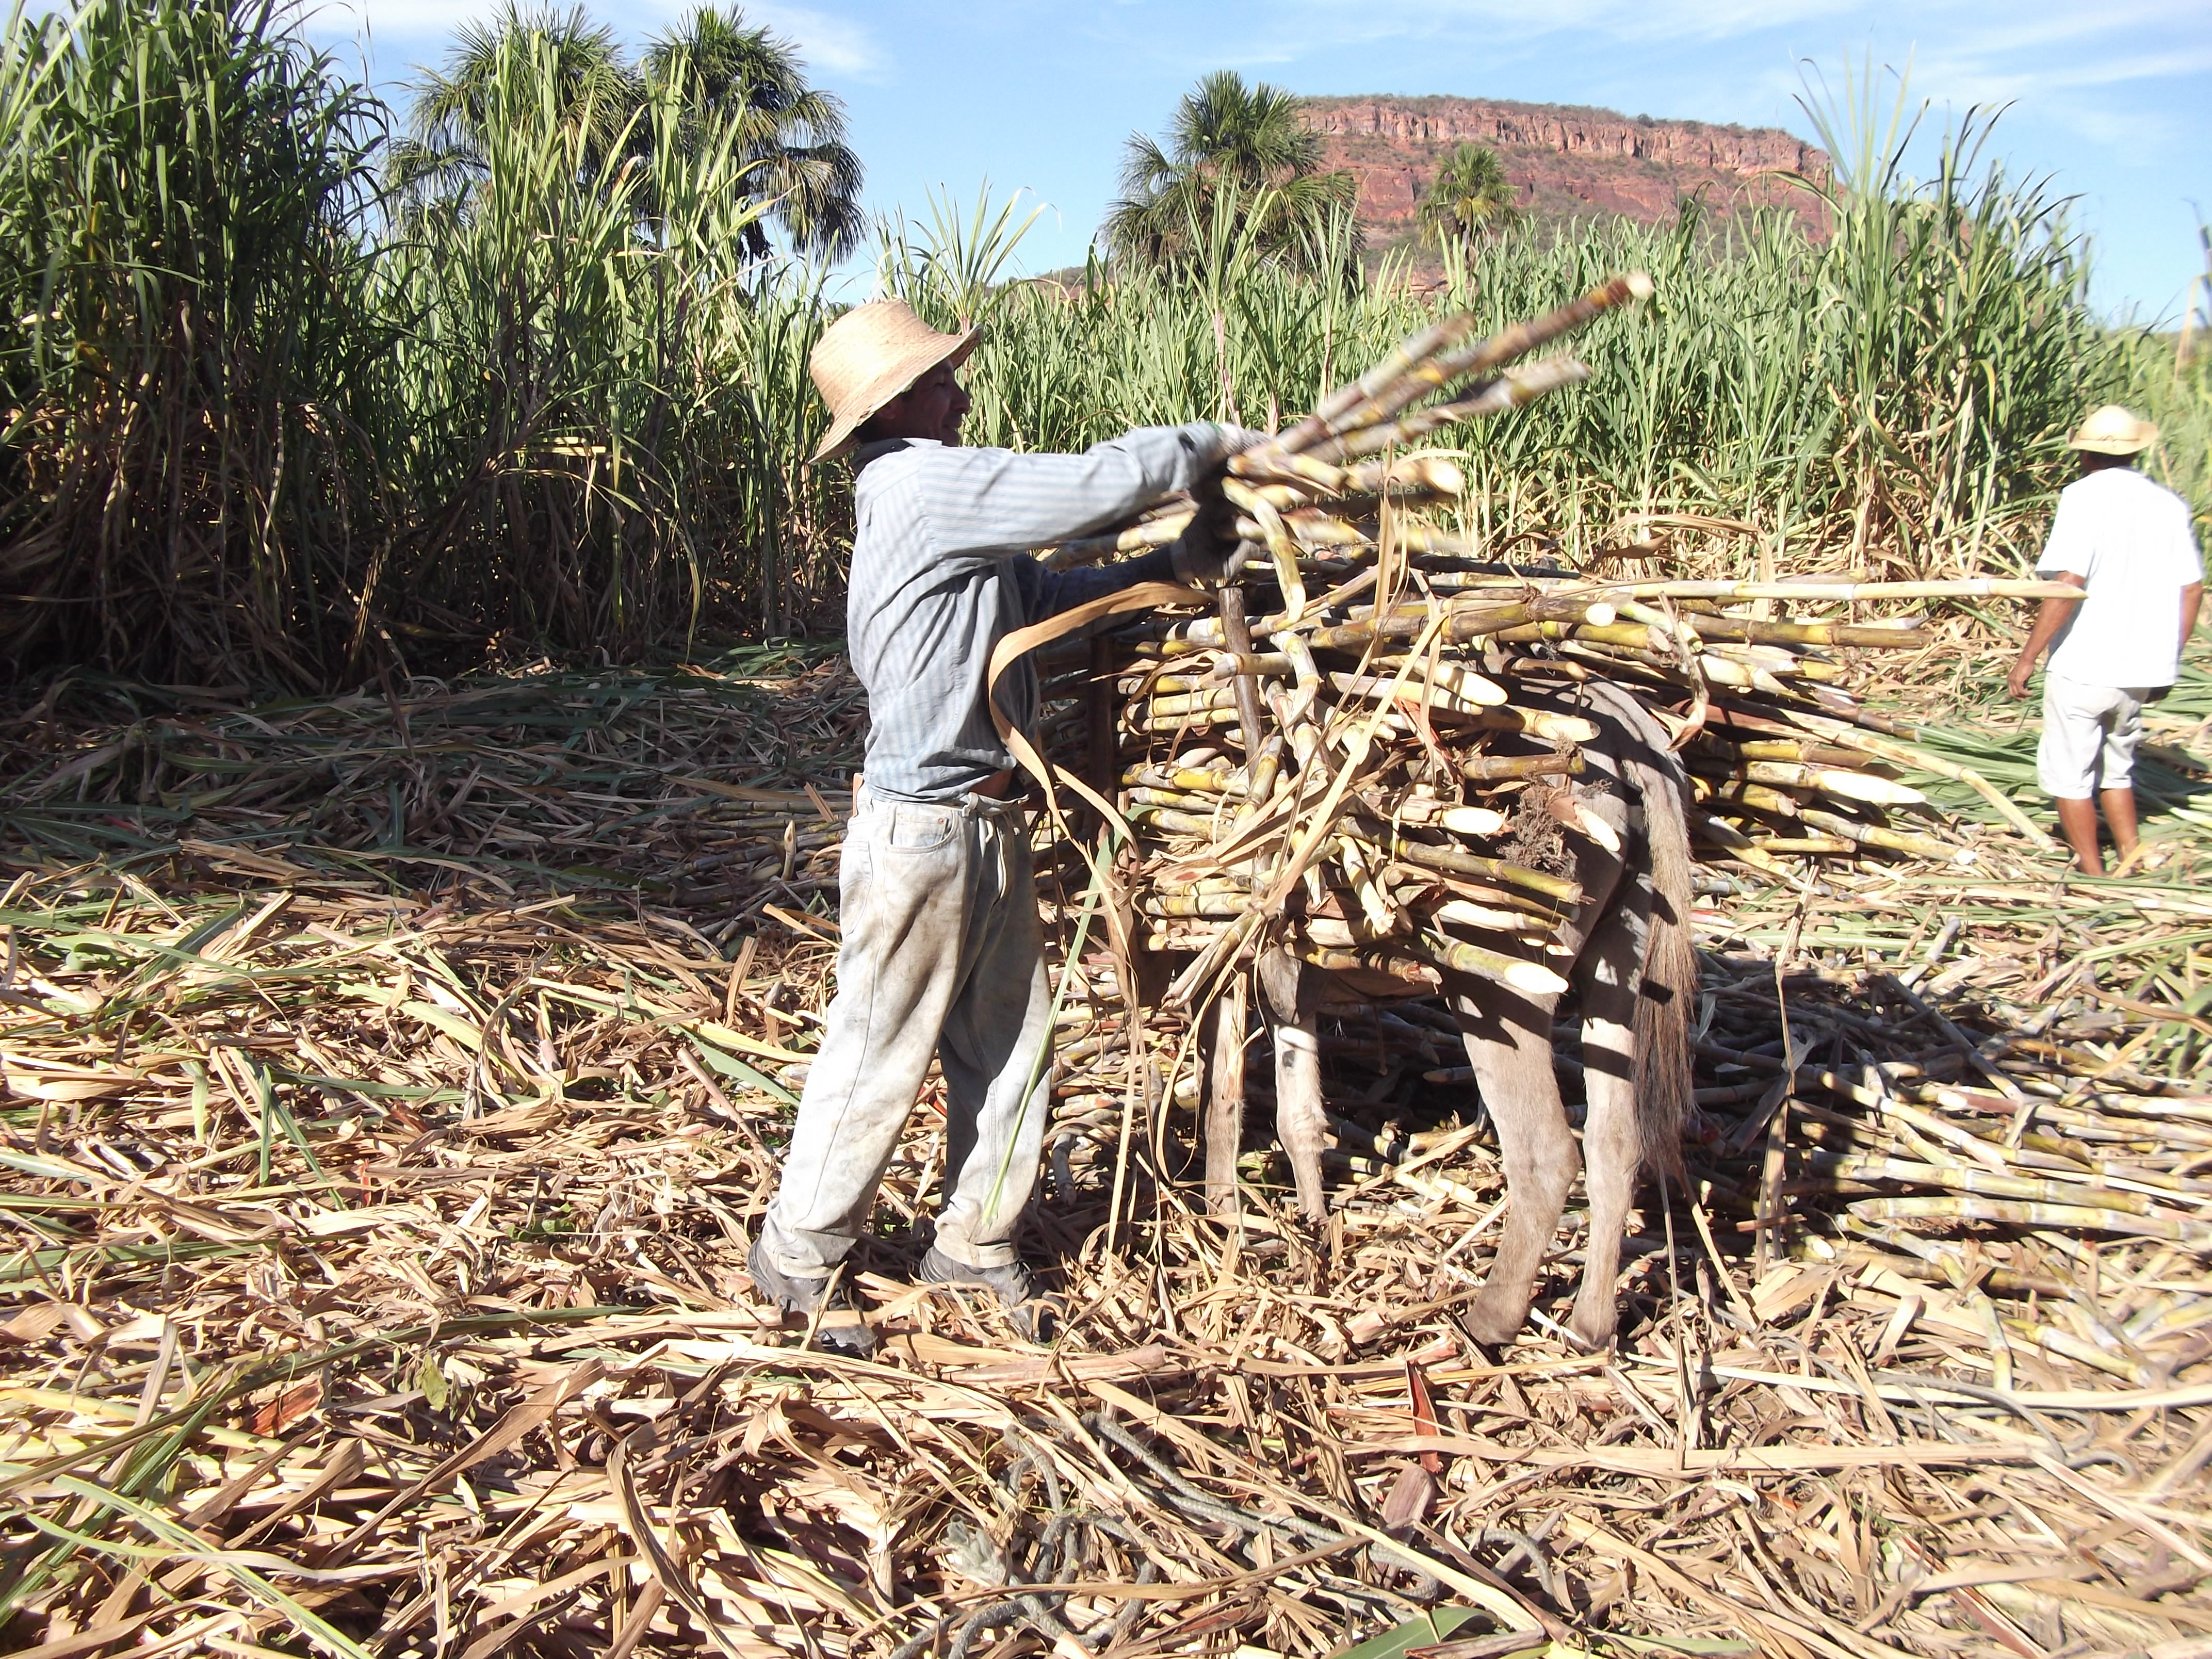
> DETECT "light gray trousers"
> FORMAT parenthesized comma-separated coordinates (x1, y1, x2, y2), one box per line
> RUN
(758, 790, 1053, 1277)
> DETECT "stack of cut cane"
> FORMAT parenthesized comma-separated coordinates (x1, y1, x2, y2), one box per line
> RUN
(1029, 275, 2069, 1160)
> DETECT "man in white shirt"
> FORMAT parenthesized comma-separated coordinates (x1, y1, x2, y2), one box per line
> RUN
(2009, 405, 2204, 873)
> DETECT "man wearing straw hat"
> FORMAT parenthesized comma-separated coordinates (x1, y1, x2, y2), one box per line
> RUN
(748, 299, 1256, 1355)
(2008, 405, 2203, 874)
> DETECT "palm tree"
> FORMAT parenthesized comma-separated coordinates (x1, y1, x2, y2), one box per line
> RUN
(390, 5, 640, 205)
(643, 7, 865, 262)
(1418, 143, 1522, 248)
(390, 4, 864, 263)
(1102, 70, 1357, 270)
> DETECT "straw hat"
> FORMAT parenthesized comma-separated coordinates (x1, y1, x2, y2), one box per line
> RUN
(2068, 404, 2157, 456)
(808, 300, 980, 463)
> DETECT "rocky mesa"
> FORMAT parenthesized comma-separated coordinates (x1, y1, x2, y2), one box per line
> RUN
(1298, 94, 1829, 243)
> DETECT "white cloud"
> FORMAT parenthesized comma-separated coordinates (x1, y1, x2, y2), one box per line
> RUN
(1181, 0, 2212, 79)
(1334, 0, 2203, 40)
(306, 0, 886, 81)
(1905, 36, 2212, 101)
(1257, 0, 1882, 52)
(745, 2, 887, 79)
(304, 0, 502, 35)
(2064, 105, 2183, 151)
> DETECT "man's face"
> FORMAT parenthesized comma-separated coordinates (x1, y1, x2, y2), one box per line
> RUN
(874, 363, 970, 446)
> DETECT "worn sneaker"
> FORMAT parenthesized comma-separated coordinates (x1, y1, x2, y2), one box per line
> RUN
(918, 1246, 1055, 1342)
(746, 1237, 874, 1357)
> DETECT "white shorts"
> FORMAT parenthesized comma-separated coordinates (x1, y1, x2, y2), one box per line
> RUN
(2037, 675, 2149, 798)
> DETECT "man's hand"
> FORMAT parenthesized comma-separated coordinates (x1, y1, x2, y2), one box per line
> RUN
(1168, 459, 1254, 588)
(1170, 535, 1258, 588)
(2010, 575, 2083, 701)
(1167, 429, 1277, 586)
(1168, 492, 1253, 587)
(1212, 424, 1275, 462)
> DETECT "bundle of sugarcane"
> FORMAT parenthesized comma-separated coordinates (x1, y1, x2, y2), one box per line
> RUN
(1024, 279, 2076, 1172)
(1097, 596, 2032, 986)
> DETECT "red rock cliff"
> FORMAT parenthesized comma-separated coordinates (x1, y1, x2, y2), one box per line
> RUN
(1299, 95, 1828, 242)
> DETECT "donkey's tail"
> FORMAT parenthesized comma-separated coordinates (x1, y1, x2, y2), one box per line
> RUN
(1625, 734, 1697, 1183)
(1575, 679, 1699, 1185)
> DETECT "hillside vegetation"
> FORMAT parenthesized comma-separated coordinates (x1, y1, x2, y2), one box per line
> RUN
(1, 0, 2205, 690)
(1297, 92, 1826, 241)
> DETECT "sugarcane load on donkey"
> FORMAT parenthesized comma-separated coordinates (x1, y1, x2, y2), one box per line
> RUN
(747, 300, 1265, 1356)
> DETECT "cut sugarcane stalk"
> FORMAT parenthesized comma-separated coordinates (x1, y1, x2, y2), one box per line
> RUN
(1127, 803, 1235, 836)
(1343, 454, 1465, 497)
(1334, 834, 1396, 933)
(1455, 707, 1599, 743)
(1302, 916, 1402, 948)
(1461, 751, 1583, 783)
(1130, 669, 1279, 695)
(1801, 809, 1972, 863)
(1141, 688, 1244, 718)
(1267, 275, 1650, 463)
(1428, 898, 1555, 937)
(1121, 763, 1237, 792)
(1329, 669, 1507, 714)
(1737, 761, 1928, 806)
(1691, 776, 1802, 817)
(1126, 786, 1223, 812)
(1269, 312, 1482, 456)
(1403, 929, 1570, 996)
(1370, 826, 1584, 905)
(1132, 712, 1239, 739)
(1539, 788, 1623, 855)
(1395, 801, 1508, 836)
(1138, 893, 1249, 919)
(1702, 737, 1877, 767)
(1316, 357, 1598, 466)
(1286, 939, 1443, 988)
(1691, 813, 1790, 872)
(1200, 651, 1294, 679)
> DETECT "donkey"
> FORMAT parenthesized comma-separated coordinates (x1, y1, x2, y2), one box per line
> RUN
(1198, 679, 1697, 1351)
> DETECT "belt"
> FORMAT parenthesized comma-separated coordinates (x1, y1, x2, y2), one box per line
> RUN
(855, 782, 1029, 817)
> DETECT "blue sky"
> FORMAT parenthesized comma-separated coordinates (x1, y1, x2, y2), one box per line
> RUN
(308, 0, 2212, 322)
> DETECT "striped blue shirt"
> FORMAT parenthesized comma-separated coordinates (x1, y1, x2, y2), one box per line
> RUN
(848, 424, 1228, 802)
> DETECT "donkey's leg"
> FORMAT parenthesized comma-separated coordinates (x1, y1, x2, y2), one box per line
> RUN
(1259, 947, 1328, 1222)
(1455, 982, 1577, 1345)
(1202, 972, 1249, 1217)
(1566, 870, 1650, 1351)
(1455, 816, 1629, 1346)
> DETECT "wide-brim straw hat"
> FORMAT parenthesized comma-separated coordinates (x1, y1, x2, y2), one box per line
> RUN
(809, 300, 980, 463)
(2069, 403, 2157, 456)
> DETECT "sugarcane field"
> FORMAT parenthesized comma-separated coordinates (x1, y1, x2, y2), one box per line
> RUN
(6, 5, 2212, 1659)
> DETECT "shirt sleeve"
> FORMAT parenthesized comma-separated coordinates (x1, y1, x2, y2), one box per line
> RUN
(1017, 546, 1181, 621)
(916, 424, 1228, 557)
(2036, 487, 2091, 579)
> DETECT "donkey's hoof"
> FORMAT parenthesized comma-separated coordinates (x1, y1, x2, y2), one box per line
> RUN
(1565, 1312, 1620, 1354)
(1458, 1294, 1526, 1350)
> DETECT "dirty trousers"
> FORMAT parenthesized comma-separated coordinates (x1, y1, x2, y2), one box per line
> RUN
(758, 792, 1053, 1277)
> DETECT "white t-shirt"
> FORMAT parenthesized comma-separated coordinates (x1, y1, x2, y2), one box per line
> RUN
(2037, 467, 2204, 689)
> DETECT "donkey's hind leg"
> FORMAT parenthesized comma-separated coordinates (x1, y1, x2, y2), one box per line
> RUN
(1455, 820, 1629, 1347)
(1258, 947, 1328, 1223)
(1454, 980, 1578, 1346)
(1566, 868, 1651, 1351)
(1202, 972, 1249, 1217)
